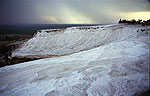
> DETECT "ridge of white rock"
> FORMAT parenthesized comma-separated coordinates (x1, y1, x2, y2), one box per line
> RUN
(12, 24, 149, 57)
(0, 24, 150, 96)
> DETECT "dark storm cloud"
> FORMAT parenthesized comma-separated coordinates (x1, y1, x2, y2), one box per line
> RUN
(0, 0, 149, 25)
(0, 0, 40, 24)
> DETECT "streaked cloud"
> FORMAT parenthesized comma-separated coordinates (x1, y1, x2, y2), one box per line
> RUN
(41, 16, 58, 22)
(57, 6, 93, 24)
(0, 0, 150, 24)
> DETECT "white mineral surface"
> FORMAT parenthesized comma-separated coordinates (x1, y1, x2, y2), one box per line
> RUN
(0, 24, 149, 96)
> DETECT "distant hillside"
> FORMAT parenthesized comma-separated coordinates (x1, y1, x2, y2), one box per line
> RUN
(0, 24, 101, 35)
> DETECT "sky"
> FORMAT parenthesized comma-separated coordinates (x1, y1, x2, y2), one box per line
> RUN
(0, 0, 150, 25)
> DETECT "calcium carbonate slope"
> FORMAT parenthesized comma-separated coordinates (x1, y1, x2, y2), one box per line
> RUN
(0, 24, 149, 96)
(12, 24, 148, 57)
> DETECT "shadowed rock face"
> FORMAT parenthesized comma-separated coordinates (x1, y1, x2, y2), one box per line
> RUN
(0, 34, 32, 67)
(0, 24, 150, 96)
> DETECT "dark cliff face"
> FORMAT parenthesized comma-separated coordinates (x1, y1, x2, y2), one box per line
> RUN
(0, 34, 33, 67)
(0, 45, 12, 54)
(0, 44, 14, 67)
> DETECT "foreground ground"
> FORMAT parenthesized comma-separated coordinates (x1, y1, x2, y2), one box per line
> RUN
(0, 24, 149, 96)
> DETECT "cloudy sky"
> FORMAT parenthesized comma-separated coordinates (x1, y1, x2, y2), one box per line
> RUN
(0, 0, 150, 25)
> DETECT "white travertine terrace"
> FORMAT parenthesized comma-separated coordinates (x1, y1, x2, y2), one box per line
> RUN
(0, 24, 150, 96)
